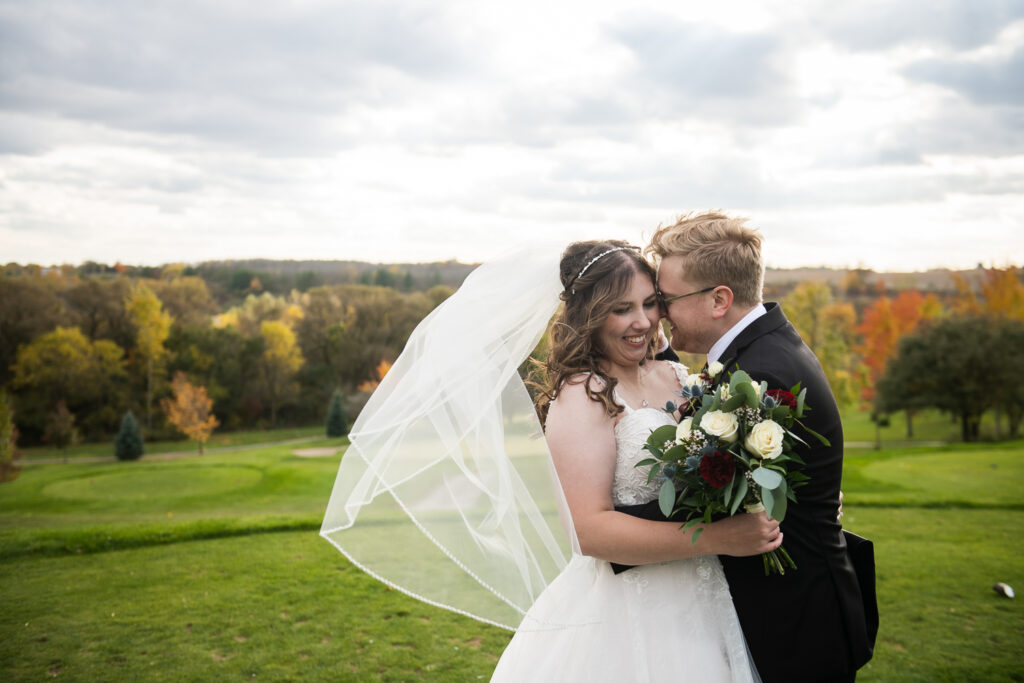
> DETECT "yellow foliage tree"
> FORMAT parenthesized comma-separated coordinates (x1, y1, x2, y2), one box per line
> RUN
(162, 372, 219, 454)
(783, 282, 860, 404)
(952, 267, 1024, 319)
(259, 320, 305, 425)
(126, 284, 172, 429)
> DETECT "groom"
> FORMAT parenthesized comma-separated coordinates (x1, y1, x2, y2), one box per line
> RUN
(648, 212, 872, 682)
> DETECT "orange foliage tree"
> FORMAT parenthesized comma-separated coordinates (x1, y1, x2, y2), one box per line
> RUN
(161, 372, 220, 454)
(856, 291, 942, 436)
(857, 291, 943, 400)
(952, 267, 1024, 319)
(357, 359, 392, 392)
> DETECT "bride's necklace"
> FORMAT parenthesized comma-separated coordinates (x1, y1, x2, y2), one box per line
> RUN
(617, 364, 651, 408)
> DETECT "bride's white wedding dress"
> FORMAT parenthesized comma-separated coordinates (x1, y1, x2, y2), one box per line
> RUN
(491, 364, 760, 683)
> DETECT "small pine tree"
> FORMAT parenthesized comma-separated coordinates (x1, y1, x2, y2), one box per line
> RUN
(325, 390, 348, 437)
(114, 411, 145, 461)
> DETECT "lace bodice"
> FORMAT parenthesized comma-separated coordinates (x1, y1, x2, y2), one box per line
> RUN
(611, 362, 688, 506)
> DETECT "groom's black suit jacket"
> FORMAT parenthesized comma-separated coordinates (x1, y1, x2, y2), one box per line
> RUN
(641, 303, 872, 682)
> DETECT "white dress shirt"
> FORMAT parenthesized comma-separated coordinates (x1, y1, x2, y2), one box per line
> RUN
(707, 304, 768, 365)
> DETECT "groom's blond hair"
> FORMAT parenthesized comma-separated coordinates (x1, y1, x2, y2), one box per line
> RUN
(646, 211, 764, 306)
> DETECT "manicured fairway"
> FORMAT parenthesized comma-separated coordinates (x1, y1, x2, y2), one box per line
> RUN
(2, 436, 1022, 681)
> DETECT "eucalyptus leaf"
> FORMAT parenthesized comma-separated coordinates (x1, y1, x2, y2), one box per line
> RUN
(635, 457, 658, 468)
(752, 467, 783, 489)
(736, 382, 758, 409)
(649, 424, 678, 446)
(722, 394, 746, 412)
(664, 444, 690, 462)
(729, 370, 753, 390)
(771, 406, 790, 422)
(730, 476, 748, 516)
(722, 473, 735, 507)
(691, 526, 705, 546)
(773, 487, 788, 520)
(796, 387, 807, 416)
(762, 486, 775, 518)
(659, 479, 676, 517)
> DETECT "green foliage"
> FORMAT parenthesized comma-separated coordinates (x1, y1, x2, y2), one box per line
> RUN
(876, 317, 1024, 441)
(114, 411, 144, 461)
(325, 390, 348, 437)
(11, 327, 128, 441)
(0, 275, 65, 385)
(0, 390, 21, 482)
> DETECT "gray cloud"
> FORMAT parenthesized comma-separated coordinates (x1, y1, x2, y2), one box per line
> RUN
(0, 0, 473, 155)
(609, 16, 802, 127)
(904, 46, 1024, 105)
(818, 0, 1024, 50)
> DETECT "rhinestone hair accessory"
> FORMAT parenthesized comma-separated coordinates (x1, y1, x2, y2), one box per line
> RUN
(568, 245, 640, 294)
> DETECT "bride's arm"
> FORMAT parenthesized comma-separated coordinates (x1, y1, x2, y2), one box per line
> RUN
(546, 380, 783, 565)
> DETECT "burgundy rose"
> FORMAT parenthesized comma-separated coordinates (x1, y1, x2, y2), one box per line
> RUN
(766, 389, 797, 409)
(699, 450, 736, 489)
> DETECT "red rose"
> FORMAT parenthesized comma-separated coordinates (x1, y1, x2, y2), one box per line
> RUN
(766, 389, 797, 409)
(699, 450, 736, 489)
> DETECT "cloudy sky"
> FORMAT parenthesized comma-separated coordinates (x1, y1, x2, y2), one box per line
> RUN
(2, 0, 1023, 271)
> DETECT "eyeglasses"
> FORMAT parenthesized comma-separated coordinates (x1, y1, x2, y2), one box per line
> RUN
(657, 285, 717, 306)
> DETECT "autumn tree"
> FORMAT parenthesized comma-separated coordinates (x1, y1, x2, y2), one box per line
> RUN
(164, 325, 263, 429)
(114, 411, 144, 461)
(856, 290, 943, 436)
(151, 276, 219, 328)
(783, 282, 859, 404)
(218, 292, 299, 337)
(258, 321, 304, 425)
(952, 267, 1024, 319)
(44, 399, 80, 463)
(0, 276, 65, 385)
(63, 278, 135, 348)
(0, 391, 21, 482)
(126, 284, 172, 429)
(162, 372, 219, 454)
(10, 326, 128, 441)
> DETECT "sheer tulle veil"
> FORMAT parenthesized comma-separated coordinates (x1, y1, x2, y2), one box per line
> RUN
(320, 243, 579, 630)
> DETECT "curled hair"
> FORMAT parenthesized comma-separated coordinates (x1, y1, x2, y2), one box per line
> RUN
(531, 240, 657, 424)
(646, 211, 764, 306)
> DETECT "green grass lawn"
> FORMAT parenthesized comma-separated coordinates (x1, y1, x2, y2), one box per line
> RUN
(19, 425, 331, 462)
(2, 428, 1023, 681)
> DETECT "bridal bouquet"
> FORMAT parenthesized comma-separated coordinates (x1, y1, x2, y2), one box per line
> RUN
(637, 362, 828, 575)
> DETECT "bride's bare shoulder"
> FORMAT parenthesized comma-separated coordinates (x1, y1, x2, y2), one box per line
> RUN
(546, 374, 616, 447)
(548, 374, 610, 424)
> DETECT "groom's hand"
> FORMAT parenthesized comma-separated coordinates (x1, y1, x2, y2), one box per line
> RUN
(706, 511, 783, 557)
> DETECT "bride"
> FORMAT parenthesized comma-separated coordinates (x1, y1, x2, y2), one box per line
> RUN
(321, 240, 780, 681)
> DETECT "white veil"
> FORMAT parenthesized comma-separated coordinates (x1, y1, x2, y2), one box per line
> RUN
(320, 243, 578, 630)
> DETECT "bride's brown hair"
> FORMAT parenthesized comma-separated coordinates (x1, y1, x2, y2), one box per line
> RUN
(532, 240, 658, 424)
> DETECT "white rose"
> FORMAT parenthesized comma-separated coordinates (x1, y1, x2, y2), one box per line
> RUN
(676, 416, 694, 441)
(699, 410, 739, 443)
(745, 420, 785, 459)
(683, 373, 704, 389)
(707, 361, 725, 377)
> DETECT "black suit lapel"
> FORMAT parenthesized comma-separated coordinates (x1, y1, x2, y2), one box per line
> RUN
(718, 303, 788, 374)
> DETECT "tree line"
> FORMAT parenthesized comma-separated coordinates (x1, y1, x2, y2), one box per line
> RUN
(0, 262, 456, 453)
(0, 260, 1022, 476)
